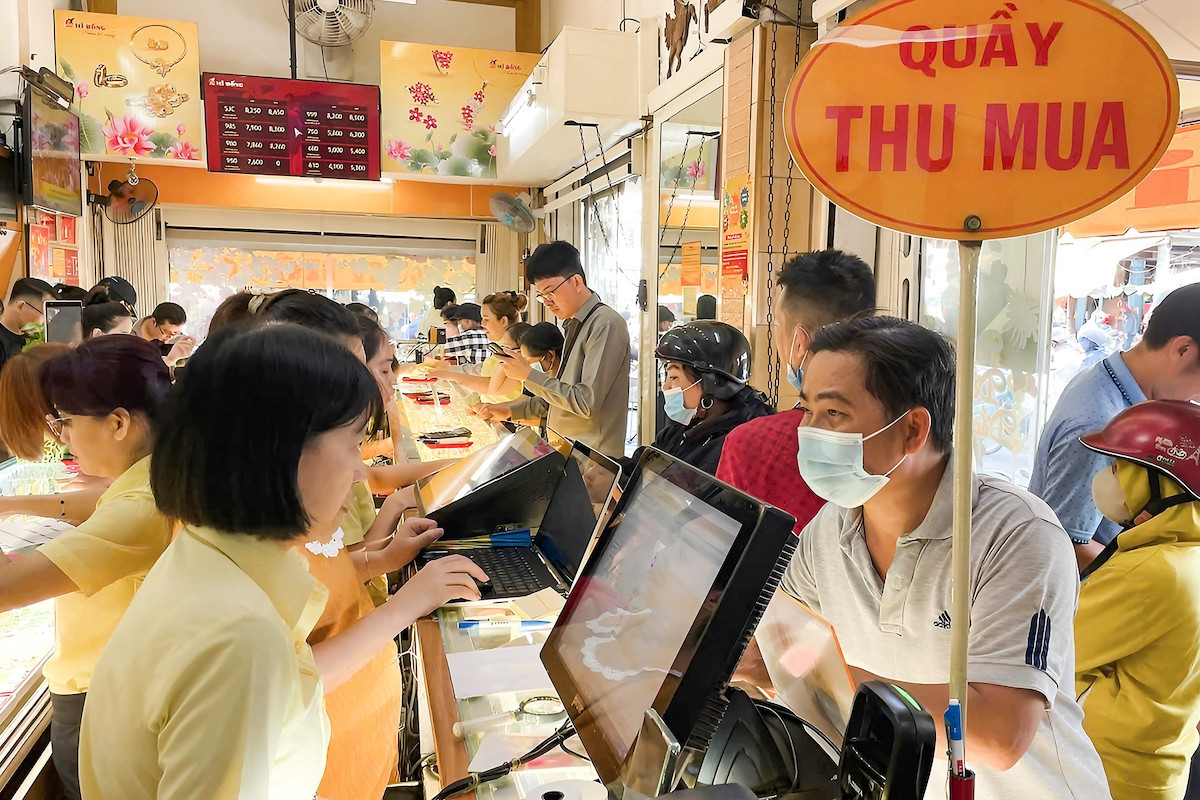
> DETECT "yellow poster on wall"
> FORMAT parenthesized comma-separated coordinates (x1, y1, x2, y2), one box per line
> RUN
(379, 42, 539, 180)
(54, 10, 204, 165)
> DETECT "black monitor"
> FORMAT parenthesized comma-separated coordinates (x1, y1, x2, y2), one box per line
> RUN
(414, 428, 565, 538)
(541, 449, 797, 786)
(21, 85, 81, 216)
(415, 427, 554, 514)
(535, 440, 620, 583)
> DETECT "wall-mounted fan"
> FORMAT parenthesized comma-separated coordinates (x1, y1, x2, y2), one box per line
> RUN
(284, 0, 375, 47)
(489, 192, 537, 234)
(90, 166, 158, 224)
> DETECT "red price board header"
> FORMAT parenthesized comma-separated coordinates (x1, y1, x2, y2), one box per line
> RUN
(203, 73, 381, 181)
(782, 0, 1179, 241)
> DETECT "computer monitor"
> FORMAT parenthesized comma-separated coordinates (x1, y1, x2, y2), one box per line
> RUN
(415, 427, 554, 514)
(534, 440, 620, 583)
(541, 449, 797, 787)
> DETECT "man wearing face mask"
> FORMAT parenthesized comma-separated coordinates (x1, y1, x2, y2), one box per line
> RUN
(778, 316, 1109, 800)
(618, 321, 773, 485)
(1031, 283, 1200, 571)
(1073, 401, 1200, 800)
(716, 249, 875, 534)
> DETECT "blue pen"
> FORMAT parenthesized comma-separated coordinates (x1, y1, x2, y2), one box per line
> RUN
(945, 699, 966, 777)
(458, 619, 553, 631)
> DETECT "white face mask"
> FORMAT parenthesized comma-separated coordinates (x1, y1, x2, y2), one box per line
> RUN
(795, 412, 910, 508)
(530, 361, 544, 372)
(1091, 464, 1133, 525)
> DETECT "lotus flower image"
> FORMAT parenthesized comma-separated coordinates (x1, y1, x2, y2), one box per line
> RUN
(169, 139, 200, 160)
(386, 139, 412, 161)
(102, 115, 155, 157)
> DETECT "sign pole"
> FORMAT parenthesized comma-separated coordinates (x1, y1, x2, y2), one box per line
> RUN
(950, 234, 982, 751)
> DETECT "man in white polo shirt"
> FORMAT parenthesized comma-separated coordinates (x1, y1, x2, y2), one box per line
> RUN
(780, 316, 1109, 800)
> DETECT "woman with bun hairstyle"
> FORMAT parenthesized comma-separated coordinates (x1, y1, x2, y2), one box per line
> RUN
(82, 302, 134, 338)
(480, 291, 527, 341)
(0, 335, 172, 800)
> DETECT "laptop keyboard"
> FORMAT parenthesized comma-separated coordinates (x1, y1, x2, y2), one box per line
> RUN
(468, 548, 547, 596)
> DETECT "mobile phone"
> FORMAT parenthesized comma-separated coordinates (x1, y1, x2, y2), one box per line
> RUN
(488, 342, 507, 356)
(45, 300, 83, 345)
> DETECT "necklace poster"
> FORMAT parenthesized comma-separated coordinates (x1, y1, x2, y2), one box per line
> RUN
(54, 10, 204, 165)
(379, 42, 539, 180)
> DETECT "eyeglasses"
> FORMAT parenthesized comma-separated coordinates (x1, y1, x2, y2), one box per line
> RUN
(534, 275, 573, 304)
(45, 415, 66, 438)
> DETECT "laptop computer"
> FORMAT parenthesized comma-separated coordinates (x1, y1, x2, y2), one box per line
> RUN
(420, 439, 621, 601)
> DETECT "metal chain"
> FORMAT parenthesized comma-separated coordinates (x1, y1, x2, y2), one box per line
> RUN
(578, 124, 611, 256)
(764, 24, 779, 406)
(664, 132, 698, 279)
(781, 20, 801, 277)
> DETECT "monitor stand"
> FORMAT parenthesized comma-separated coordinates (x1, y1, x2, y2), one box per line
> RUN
(620, 710, 682, 800)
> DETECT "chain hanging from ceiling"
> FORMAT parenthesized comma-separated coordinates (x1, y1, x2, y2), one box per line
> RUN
(762, 7, 804, 408)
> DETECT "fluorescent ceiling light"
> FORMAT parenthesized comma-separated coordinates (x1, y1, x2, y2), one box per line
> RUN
(254, 175, 392, 189)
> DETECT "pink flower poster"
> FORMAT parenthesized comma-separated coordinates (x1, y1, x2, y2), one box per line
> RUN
(379, 42, 539, 180)
(54, 10, 204, 165)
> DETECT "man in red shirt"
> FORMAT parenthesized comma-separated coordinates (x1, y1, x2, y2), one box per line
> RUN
(716, 249, 876, 533)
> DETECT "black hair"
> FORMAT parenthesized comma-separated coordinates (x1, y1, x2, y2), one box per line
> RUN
(258, 289, 359, 341)
(433, 286, 456, 309)
(1143, 283, 1200, 351)
(809, 316, 955, 453)
(82, 301, 133, 336)
(151, 302, 187, 326)
(10, 277, 53, 304)
(441, 304, 459, 322)
(346, 302, 379, 323)
(355, 313, 390, 362)
(54, 284, 88, 302)
(151, 323, 383, 540)
(41, 334, 171, 425)
(778, 249, 876, 330)
(696, 295, 716, 320)
(505, 321, 532, 346)
(521, 321, 565, 358)
(525, 241, 586, 284)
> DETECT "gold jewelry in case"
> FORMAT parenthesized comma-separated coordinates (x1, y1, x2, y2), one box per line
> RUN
(125, 83, 190, 118)
(130, 24, 188, 78)
(93, 64, 129, 88)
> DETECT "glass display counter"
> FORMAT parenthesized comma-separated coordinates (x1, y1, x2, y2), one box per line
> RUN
(414, 603, 596, 800)
(0, 458, 68, 792)
(393, 380, 502, 463)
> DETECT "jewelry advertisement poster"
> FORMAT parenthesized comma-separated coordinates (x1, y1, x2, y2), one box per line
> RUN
(54, 10, 204, 165)
(379, 42, 539, 180)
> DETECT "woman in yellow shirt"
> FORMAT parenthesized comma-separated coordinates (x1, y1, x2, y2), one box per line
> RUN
(245, 292, 485, 800)
(0, 335, 172, 800)
(78, 322, 486, 800)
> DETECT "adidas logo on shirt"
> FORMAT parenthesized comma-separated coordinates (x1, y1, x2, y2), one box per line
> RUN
(934, 610, 952, 629)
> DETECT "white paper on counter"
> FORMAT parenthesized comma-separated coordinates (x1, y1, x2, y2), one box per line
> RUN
(0, 519, 75, 553)
(446, 644, 554, 699)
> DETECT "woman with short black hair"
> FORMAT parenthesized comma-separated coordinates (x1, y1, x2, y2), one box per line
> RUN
(78, 324, 486, 800)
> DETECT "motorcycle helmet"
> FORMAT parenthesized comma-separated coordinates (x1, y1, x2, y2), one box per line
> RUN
(655, 321, 751, 401)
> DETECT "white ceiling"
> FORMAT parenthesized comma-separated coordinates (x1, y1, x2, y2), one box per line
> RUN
(1110, 0, 1200, 61)
(1109, 0, 1200, 115)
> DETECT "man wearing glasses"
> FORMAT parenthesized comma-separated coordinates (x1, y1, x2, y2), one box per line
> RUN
(0, 277, 54, 371)
(477, 241, 631, 459)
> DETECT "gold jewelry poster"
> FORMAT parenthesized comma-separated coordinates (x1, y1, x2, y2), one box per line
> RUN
(54, 10, 204, 165)
(379, 42, 539, 180)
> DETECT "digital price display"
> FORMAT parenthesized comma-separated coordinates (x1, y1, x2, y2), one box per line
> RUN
(202, 73, 381, 180)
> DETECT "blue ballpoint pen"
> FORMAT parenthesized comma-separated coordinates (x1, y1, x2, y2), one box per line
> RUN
(458, 619, 553, 631)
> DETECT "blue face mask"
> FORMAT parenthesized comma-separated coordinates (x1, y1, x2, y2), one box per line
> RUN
(786, 328, 807, 393)
(795, 412, 910, 508)
(663, 379, 702, 425)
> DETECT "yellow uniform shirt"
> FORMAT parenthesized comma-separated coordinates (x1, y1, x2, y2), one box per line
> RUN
(479, 355, 523, 403)
(79, 525, 330, 800)
(37, 456, 173, 695)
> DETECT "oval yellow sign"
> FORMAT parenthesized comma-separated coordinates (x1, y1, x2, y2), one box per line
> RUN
(782, 0, 1180, 240)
